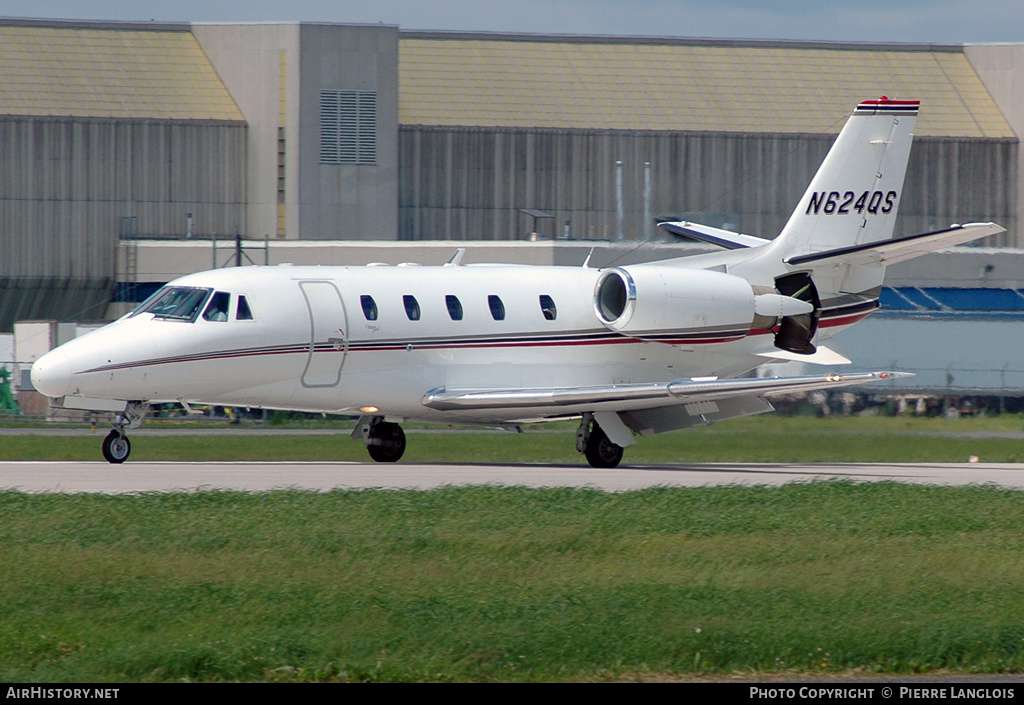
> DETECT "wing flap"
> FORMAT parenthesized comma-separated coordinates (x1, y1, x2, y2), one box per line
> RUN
(621, 394, 776, 435)
(422, 371, 910, 414)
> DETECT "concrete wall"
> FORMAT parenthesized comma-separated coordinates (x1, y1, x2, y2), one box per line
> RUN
(193, 23, 300, 239)
(833, 317, 1024, 395)
(117, 238, 711, 283)
(117, 237, 1024, 292)
(194, 22, 399, 241)
(298, 24, 399, 241)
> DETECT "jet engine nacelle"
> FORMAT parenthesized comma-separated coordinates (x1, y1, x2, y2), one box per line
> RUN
(593, 266, 814, 341)
(593, 266, 753, 339)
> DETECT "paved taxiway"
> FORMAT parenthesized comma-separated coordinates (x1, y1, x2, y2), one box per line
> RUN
(2, 460, 1024, 493)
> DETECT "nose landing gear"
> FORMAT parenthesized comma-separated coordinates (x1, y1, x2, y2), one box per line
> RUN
(101, 401, 148, 464)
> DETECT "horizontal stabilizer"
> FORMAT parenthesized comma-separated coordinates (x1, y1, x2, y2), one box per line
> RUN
(658, 221, 771, 250)
(784, 222, 1005, 268)
(422, 371, 910, 414)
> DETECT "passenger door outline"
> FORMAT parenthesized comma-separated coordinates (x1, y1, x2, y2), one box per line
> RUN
(299, 280, 348, 388)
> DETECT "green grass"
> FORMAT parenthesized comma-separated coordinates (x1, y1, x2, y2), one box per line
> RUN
(2, 483, 1024, 681)
(2, 413, 1024, 462)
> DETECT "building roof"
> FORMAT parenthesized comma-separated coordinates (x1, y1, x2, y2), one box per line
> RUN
(398, 34, 1014, 138)
(0, 23, 244, 122)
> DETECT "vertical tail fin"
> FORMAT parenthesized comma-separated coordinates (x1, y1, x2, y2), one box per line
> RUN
(771, 98, 919, 258)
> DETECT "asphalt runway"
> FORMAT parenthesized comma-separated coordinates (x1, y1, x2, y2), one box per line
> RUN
(2, 460, 1024, 493)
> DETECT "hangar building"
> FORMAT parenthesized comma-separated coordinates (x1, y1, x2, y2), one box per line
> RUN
(2, 18, 1024, 336)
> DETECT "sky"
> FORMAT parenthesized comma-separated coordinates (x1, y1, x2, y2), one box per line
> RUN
(0, 0, 1021, 45)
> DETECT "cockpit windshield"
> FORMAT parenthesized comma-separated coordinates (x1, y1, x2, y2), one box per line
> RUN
(132, 286, 213, 322)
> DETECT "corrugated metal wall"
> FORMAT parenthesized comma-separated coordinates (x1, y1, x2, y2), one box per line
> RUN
(0, 117, 247, 279)
(399, 127, 1018, 246)
(0, 116, 246, 330)
(901, 138, 1018, 242)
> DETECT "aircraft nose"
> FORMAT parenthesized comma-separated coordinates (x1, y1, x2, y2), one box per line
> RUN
(30, 349, 73, 399)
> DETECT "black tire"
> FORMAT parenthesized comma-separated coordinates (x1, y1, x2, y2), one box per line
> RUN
(584, 425, 623, 468)
(366, 422, 406, 463)
(102, 430, 131, 464)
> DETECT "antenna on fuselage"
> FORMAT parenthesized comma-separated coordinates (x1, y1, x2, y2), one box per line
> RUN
(582, 247, 595, 269)
(444, 248, 466, 267)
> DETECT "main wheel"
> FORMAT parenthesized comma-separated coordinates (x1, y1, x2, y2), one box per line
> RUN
(366, 422, 406, 463)
(584, 425, 623, 468)
(102, 430, 131, 464)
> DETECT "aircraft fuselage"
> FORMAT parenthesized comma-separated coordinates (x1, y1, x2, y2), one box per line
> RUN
(35, 262, 793, 424)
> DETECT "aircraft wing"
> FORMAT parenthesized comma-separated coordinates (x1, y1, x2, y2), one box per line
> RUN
(658, 221, 772, 249)
(422, 370, 909, 413)
(784, 222, 1005, 268)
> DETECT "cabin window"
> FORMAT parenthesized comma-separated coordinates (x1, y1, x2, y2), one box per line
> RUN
(403, 295, 421, 321)
(361, 295, 378, 321)
(236, 295, 254, 321)
(488, 295, 505, 321)
(446, 295, 463, 321)
(202, 291, 231, 322)
(539, 294, 557, 321)
(134, 286, 212, 322)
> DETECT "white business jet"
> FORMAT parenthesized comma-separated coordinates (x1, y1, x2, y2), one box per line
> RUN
(31, 98, 1003, 466)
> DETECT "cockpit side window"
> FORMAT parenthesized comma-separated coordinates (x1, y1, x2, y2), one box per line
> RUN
(133, 286, 212, 322)
(236, 295, 254, 321)
(202, 291, 231, 322)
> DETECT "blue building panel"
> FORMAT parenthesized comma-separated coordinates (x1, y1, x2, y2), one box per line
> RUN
(879, 287, 1024, 319)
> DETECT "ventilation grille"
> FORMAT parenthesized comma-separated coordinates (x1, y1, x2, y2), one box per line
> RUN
(320, 90, 377, 165)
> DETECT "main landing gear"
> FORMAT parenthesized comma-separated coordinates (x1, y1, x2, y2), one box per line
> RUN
(576, 413, 624, 469)
(355, 416, 407, 462)
(101, 401, 148, 464)
(354, 413, 624, 467)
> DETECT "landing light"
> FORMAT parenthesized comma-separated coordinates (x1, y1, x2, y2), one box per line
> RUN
(359, 406, 380, 414)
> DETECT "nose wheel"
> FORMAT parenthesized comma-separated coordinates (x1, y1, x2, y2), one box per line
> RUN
(100, 401, 147, 463)
(102, 430, 131, 464)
